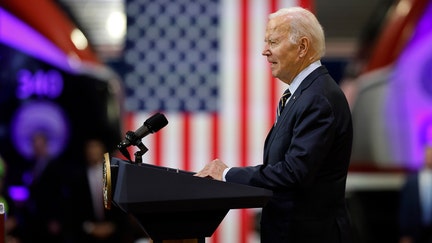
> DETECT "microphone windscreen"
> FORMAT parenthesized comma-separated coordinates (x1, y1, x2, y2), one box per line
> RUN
(144, 113, 168, 133)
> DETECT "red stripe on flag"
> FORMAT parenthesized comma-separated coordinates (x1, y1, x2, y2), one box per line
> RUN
(210, 112, 220, 243)
(299, 0, 314, 12)
(154, 115, 162, 166)
(153, 135, 161, 166)
(240, 0, 250, 242)
(268, 0, 279, 129)
(211, 112, 219, 159)
(125, 111, 135, 132)
(240, 1, 249, 168)
(183, 112, 191, 171)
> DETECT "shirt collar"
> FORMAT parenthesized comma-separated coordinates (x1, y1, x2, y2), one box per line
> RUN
(288, 60, 321, 95)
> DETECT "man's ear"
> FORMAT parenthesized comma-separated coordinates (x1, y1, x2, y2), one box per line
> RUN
(298, 37, 309, 58)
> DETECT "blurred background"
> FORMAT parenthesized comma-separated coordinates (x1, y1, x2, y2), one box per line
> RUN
(1, 0, 432, 242)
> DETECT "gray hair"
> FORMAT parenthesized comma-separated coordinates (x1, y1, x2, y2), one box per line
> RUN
(269, 7, 325, 58)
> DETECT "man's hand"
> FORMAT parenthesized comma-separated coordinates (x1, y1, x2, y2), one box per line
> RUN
(194, 159, 228, 181)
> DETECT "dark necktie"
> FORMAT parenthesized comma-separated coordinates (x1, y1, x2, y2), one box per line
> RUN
(276, 89, 291, 123)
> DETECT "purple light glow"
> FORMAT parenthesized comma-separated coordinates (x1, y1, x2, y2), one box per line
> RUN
(8, 185, 29, 202)
(0, 7, 76, 73)
(16, 69, 64, 99)
(11, 101, 70, 160)
(386, 1, 432, 169)
(419, 116, 432, 146)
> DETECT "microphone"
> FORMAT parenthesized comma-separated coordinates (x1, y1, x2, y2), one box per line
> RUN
(117, 113, 168, 160)
(133, 112, 168, 143)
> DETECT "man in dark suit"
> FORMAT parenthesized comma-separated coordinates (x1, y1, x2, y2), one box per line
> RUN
(196, 7, 353, 243)
(399, 145, 432, 243)
(60, 138, 139, 243)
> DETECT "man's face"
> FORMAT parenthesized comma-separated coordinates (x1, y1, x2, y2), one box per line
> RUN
(262, 17, 302, 84)
(85, 140, 105, 165)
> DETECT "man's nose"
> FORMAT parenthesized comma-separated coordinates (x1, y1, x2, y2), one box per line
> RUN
(262, 46, 270, 56)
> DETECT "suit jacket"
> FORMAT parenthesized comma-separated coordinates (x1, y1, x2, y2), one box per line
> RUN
(226, 66, 353, 243)
(399, 172, 432, 242)
(60, 160, 137, 243)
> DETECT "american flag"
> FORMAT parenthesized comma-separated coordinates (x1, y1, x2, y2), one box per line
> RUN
(122, 0, 313, 242)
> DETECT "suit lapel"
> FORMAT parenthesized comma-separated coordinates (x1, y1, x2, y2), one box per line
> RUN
(279, 66, 328, 122)
(263, 126, 274, 162)
(263, 66, 329, 163)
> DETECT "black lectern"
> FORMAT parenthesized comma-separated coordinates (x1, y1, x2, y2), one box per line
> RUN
(103, 154, 272, 242)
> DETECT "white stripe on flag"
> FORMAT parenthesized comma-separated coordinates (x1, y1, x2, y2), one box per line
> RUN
(161, 113, 183, 168)
(190, 113, 213, 172)
(280, 0, 299, 8)
(220, 0, 241, 167)
(218, 0, 241, 241)
(249, 0, 272, 167)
